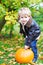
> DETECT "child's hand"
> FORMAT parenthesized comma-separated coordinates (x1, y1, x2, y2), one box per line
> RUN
(24, 45, 30, 50)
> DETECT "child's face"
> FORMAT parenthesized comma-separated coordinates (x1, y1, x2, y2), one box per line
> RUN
(19, 14, 30, 25)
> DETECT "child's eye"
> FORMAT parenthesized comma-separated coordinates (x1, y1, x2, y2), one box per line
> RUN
(28, 16, 30, 17)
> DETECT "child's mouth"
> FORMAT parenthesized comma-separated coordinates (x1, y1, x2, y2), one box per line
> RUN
(23, 23, 24, 25)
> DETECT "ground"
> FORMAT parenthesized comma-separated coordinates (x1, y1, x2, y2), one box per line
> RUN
(0, 32, 43, 65)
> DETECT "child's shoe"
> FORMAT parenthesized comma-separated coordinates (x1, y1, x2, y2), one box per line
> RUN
(32, 58, 37, 63)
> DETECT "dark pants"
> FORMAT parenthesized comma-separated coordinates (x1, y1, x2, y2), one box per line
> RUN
(25, 40, 38, 61)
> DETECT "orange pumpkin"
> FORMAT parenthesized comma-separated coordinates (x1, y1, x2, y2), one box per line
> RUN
(15, 48, 34, 63)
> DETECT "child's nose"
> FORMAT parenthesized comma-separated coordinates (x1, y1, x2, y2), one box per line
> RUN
(23, 18, 26, 21)
(23, 20, 25, 22)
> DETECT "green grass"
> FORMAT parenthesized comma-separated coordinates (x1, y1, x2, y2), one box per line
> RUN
(0, 32, 43, 65)
(37, 21, 43, 31)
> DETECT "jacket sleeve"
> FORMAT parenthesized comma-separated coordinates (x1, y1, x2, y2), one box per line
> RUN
(25, 26, 40, 46)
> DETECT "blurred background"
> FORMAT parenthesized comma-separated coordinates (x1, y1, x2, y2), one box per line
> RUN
(0, 0, 43, 65)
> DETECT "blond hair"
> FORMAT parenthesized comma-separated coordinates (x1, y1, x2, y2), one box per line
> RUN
(18, 7, 31, 16)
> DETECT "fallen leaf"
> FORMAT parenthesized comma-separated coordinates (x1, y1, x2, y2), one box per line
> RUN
(0, 51, 4, 55)
(1, 63, 6, 65)
(39, 56, 43, 60)
(13, 62, 16, 64)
